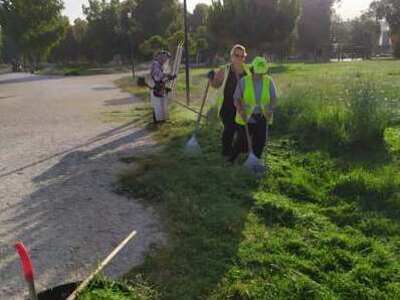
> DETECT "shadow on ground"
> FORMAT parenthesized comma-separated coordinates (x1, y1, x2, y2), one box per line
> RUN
(0, 73, 62, 85)
(103, 97, 136, 106)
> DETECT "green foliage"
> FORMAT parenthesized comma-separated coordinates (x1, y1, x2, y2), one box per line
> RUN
(82, 0, 125, 63)
(139, 35, 167, 57)
(208, 0, 301, 53)
(385, 127, 400, 157)
(0, 0, 67, 63)
(297, 0, 336, 57)
(332, 13, 381, 59)
(189, 3, 209, 30)
(77, 276, 157, 300)
(50, 18, 88, 63)
(351, 14, 381, 58)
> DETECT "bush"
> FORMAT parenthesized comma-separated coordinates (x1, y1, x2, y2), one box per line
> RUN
(344, 82, 392, 149)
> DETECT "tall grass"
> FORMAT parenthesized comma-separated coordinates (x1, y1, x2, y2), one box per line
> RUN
(276, 79, 399, 152)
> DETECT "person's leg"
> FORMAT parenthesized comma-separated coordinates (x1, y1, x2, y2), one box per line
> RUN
(163, 96, 169, 120)
(252, 116, 267, 159)
(220, 108, 237, 157)
(229, 125, 245, 162)
(152, 110, 157, 123)
(152, 94, 165, 122)
(159, 95, 169, 121)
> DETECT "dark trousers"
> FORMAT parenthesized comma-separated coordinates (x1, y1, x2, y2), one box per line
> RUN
(220, 107, 237, 157)
(230, 115, 268, 162)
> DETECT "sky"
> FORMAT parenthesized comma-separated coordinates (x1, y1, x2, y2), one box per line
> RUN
(63, 0, 374, 23)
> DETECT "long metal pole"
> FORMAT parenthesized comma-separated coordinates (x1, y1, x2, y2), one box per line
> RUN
(183, 0, 190, 105)
(130, 36, 135, 77)
(128, 12, 135, 77)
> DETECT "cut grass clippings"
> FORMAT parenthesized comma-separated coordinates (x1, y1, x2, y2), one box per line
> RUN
(80, 60, 400, 299)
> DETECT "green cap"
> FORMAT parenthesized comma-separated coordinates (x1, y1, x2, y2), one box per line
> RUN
(251, 56, 268, 74)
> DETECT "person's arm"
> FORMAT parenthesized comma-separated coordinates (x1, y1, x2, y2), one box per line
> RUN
(234, 78, 246, 120)
(150, 61, 168, 82)
(209, 68, 225, 88)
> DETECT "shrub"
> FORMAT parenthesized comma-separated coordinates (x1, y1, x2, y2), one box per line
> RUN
(344, 82, 392, 149)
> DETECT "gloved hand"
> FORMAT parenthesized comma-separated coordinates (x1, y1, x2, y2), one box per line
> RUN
(167, 74, 177, 81)
(207, 70, 215, 80)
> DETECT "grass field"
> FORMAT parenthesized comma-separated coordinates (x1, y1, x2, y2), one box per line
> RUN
(79, 60, 400, 299)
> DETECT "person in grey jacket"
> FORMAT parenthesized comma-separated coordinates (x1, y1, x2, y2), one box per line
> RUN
(149, 50, 176, 123)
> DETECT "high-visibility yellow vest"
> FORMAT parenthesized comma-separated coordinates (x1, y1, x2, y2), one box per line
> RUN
(215, 63, 251, 115)
(235, 75, 271, 125)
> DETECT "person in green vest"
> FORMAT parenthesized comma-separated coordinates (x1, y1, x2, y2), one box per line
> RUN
(229, 56, 277, 163)
(208, 44, 251, 158)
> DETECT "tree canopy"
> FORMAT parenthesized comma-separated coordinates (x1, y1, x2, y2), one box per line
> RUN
(0, 0, 68, 64)
(1, 0, 395, 65)
(208, 0, 301, 56)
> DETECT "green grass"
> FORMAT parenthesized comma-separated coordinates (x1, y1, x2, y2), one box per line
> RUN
(76, 276, 157, 300)
(79, 60, 400, 299)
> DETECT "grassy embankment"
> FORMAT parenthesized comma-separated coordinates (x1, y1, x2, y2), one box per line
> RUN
(79, 60, 400, 299)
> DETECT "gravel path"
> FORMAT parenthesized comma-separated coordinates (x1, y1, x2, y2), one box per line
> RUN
(0, 73, 164, 299)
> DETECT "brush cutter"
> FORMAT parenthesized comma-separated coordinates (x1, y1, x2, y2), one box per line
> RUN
(184, 80, 211, 154)
(243, 123, 266, 174)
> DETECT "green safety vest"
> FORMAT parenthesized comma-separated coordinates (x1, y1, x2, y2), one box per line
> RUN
(215, 63, 251, 115)
(235, 75, 271, 125)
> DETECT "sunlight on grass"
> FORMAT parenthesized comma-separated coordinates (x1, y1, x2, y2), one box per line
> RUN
(82, 60, 400, 299)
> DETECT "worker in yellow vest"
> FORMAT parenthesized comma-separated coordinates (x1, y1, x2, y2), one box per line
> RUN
(208, 44, 251, 158)
(229, 56, 277, 163)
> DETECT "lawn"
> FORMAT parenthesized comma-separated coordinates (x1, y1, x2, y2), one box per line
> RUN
(79, 60, 400, 299)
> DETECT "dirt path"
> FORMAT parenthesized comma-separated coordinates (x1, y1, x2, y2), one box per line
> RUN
(0, 73, 163, 299)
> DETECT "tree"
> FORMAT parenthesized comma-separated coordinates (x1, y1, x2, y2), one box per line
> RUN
(135, 0, 180, 44)
(0, 0, 68, 67)
(208, 0, 301, 57)
(83, 0, 124, 63)
(139, 35, 166, 57)
(190, 3, 209, 31)
(370, 0, 400, 58)
(332, 13, 380, 59)
(50, 18, 88, 63)
(297, 0, 337, 59)
(331, 14, 352, 46)
(192, 25, 208, 63)
(350, 14, 380, 59)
